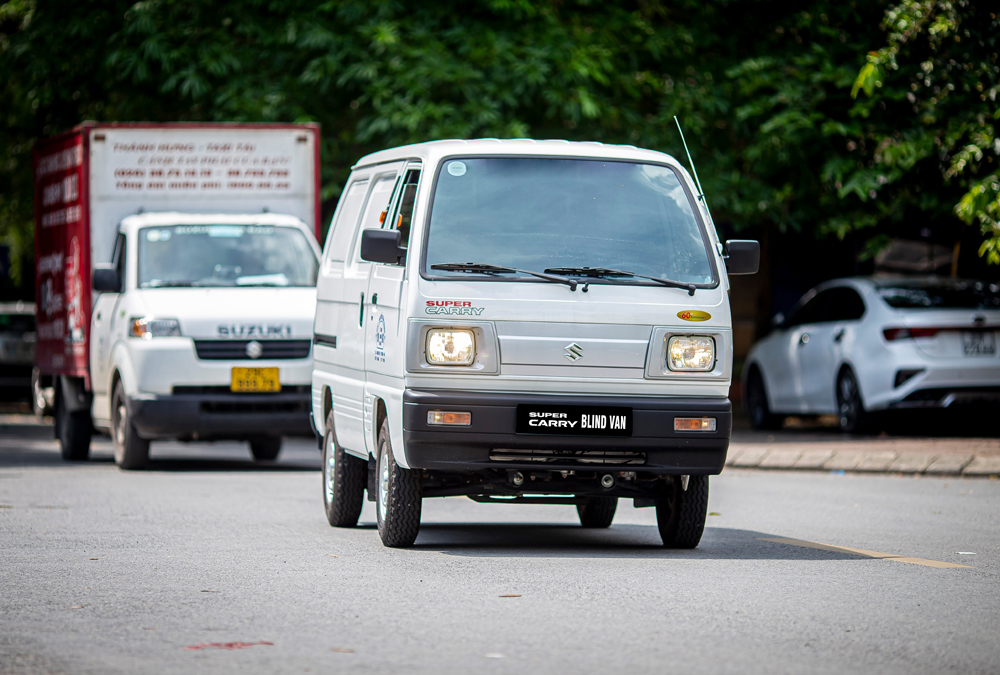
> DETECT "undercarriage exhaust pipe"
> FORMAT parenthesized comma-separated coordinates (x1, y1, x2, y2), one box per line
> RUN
(601, 474, 615, 489)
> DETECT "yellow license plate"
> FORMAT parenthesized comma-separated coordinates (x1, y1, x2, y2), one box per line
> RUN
(230, 367, 281, 393)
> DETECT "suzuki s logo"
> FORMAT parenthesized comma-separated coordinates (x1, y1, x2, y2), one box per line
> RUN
(245, 340, 263, 359)
(564, 342, 584, 362)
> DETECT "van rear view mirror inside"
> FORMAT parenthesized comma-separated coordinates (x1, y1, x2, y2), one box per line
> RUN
(360, 228, 406, 265)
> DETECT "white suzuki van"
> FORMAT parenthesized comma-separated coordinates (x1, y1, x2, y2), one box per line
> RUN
(312, 140, 757, 548)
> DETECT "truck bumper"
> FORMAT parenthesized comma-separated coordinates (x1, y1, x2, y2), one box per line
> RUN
(128, 386, 311, 440)
(402, 389, 732, 475)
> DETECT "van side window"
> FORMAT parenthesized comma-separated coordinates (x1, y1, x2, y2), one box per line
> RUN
(352, 174, 399, 262)
(326, 179, 368, 262)
(388, 168, 420, 248)
(112, 233, 126, 292)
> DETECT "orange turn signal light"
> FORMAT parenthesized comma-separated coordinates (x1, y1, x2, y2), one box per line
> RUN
(379, 210, 387, 224)
(427, 411, 471, 426)
(674, 417, 716, 432)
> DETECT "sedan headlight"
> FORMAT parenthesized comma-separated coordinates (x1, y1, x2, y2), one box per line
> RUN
(665, 335, 715, 372)
(129, 317, 181, 339)
(426, 329, 475, 365)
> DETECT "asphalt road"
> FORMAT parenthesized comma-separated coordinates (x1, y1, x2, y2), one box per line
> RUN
(1, 420, 998, 674)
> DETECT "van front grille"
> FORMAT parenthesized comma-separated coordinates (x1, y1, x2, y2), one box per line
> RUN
(193, 339, 311, 360)
(489, 448, 646, 466)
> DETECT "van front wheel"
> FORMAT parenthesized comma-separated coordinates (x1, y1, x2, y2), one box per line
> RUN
(322, 413, 365, 527)
(655, 475, 709, 549)
(375, 417, 422, 548)
(112, 382, 149, 470)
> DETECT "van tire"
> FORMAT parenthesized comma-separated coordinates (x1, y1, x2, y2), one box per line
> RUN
(56, 389, 91, 461)
(577, 497, 617, 528)
(250, 437, 282, 461)
(375, 417, 422, 548)
(322, 413, 365, 527)
(655, 475, 709, 549)
(746, 368, 783, 430)
(112, 382, 149, 470)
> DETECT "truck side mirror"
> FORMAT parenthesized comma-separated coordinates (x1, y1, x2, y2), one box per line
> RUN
(360, 229, 406, 265)
(724, 240, 759, 275)
(93, 264, 121, 293)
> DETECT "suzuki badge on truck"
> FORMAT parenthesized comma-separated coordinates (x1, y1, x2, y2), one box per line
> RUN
(312, 139, 758, 548)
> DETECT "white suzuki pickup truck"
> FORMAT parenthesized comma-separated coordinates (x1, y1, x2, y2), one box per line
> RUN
(311, 139, 758, 548)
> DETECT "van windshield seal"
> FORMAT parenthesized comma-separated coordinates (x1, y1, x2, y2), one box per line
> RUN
(421, 157, 717, 287)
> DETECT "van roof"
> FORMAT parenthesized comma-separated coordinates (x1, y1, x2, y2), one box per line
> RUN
(352, 138, 684, 170)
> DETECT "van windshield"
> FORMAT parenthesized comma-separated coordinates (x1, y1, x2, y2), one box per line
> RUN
(424, 158, 715, 285)
(137, 225, 318, 288)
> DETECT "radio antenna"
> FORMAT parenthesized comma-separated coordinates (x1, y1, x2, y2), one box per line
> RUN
(674, 116, 706, 204)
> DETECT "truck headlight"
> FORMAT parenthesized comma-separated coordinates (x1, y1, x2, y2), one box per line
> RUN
(426, 329, 475, 365)
(665, 335, 715, 372)
(129, 317, 181, 339)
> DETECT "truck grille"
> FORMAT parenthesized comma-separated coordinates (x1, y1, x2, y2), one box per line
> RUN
(490, 448, 646, 466)
(193, 339, 311, 360)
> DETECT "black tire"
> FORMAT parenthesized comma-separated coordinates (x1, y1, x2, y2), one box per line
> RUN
(56, 389, 92, 461)
(577, 497, 618, 528)
(655, 475, 709, 549)
(745, 368, 783, 430)
(322, 412, 366, 527)
(375, 417, 422, 548)
(836, 367, 875, 435)
(112, 382, 149, 470)
(250, 437, 282, 461)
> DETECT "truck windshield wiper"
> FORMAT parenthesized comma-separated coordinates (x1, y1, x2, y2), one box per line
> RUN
(543, 267, 698, 296)
(431, 262, 579, 291)
(144, 280, 202, 288)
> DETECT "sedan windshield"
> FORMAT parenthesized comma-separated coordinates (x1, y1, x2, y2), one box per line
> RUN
(877, 280, 1000, 310)
(424, 158, 715, 285)
(138, 225, 318, 289)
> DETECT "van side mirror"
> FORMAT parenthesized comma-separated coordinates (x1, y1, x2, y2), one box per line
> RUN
(93, 264, 121, 293)
(771, 312, 786, 329)
(360, 229, 406, 265)
(724, 239, 759, 275)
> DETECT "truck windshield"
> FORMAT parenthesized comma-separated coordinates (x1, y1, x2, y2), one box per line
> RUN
(137, 225, 318, 288)
(424, 158, 715, 285)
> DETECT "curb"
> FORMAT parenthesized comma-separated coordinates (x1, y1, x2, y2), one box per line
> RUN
(727, 444, 1000, 477)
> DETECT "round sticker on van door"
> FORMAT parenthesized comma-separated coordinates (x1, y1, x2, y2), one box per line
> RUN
(677, 310, 711, 321)
(447, 161, 467, 177)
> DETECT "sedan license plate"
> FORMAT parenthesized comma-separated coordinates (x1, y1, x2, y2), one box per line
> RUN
(962, 331, 996, 357)
(231, 367, 281, 393)
(516, 405, 632, 437)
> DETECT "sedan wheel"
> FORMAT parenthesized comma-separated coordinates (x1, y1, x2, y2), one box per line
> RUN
(836, 368, 875, 435)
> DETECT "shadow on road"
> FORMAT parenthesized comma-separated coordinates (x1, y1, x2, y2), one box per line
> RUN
(411, 523, 861, 561)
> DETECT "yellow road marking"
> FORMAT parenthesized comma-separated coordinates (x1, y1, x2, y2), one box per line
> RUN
(758, 537, 973, 569)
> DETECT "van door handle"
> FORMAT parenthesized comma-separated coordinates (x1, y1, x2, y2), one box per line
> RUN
(359, 293, 365, 327)
(834, 329, 846, 343)
(798, 333, 810, 345)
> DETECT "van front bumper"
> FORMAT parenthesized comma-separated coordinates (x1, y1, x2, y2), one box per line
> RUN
(128, 386, 312, 440)
(402, 389, 731, 475)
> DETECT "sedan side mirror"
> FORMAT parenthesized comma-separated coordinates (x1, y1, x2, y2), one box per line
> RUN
(93, 264, 121, 293)
(771, 312, 786, 329)
(360, 229, 406, 266)
(724, 239, 760, 275)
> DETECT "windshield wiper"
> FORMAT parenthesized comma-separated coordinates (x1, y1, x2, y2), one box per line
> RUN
(145, 280, 201, 288)
(431, 262, 579, 291)
(543, 267, 698, 296)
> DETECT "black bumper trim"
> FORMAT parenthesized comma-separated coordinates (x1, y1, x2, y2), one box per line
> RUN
(129, 391, 311, 440)
(402, 389, 731, 475)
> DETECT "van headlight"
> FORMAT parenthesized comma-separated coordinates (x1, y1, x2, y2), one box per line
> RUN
(665, 335, 715, 372)
(129, 317, 181, 339)
(426, 329, 475, 365)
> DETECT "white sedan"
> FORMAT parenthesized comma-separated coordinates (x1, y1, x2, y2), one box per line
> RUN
(743, 277, 1000, 433)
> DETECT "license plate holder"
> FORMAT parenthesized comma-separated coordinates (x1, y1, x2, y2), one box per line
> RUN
(962, 331, 996, 357)
(516, 405, 632, 437)
(230, 367, 281, 393)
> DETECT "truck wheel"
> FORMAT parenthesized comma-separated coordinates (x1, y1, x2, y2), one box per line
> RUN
(655, 475, 709, 549)
(322, 412, 365, 527)
(249, 437, 282, 461)
(577, 497, 617, 528)
(56, 389, 92, 461)
(746, 369, 783, 430)
(375, 417, 422, 548)
(837, 368, 877, 435)
(112, 382, 149, 470)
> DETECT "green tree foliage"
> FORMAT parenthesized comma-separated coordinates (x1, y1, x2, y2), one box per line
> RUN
(1, 0, 994, 295)
(851, 0, 999, 263)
